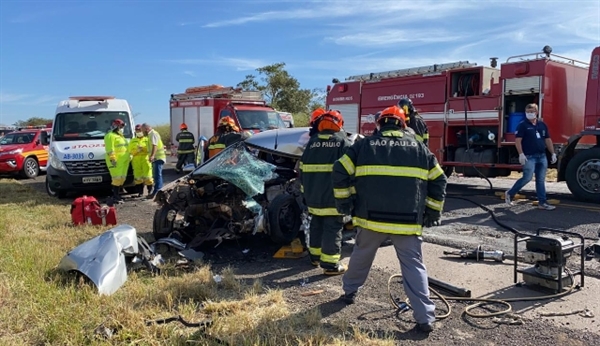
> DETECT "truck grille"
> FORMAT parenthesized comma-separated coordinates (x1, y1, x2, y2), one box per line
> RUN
(64, 160, 108, 175)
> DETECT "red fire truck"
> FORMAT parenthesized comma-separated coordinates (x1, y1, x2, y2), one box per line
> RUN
(326, 46, 600, 203)
(169, 85, 287, 147)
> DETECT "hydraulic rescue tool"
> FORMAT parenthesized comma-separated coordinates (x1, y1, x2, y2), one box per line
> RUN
(443, 245, 505, 262)
(514, 227, 585, 293)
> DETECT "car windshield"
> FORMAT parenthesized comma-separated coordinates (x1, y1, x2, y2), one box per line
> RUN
(191, 142, 278, 197)
(237, 110, 287, 131)
(53, 111, 132, 140)
(0, 132, 35, 145)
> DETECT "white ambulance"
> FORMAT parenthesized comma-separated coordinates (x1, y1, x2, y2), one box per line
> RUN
(45, 96, 136, 198)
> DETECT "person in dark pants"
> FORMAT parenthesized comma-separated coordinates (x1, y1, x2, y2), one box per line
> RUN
(505, 103, 557, 210)
(299, 109, 352, 275)
(175, 123, 195, 173)
(332, 105, 447, 333)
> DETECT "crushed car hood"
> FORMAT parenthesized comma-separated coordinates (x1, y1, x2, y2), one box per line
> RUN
(57, 225, 140, 295)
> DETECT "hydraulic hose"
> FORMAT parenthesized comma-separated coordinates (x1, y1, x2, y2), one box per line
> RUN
(387, 269, 578, 320)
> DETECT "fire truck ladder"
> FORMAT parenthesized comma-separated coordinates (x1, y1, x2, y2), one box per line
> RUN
(171, 87, 264, 101)
(345, 61, 477, 81)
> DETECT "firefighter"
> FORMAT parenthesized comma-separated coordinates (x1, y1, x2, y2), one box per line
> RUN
(299, 109, 352, 275)
(205, 116, 244, 160)
(175, 123, 196, 173)
(129, 124, 153, 197)
(398, 98, 429, 146)
(332, 105, 447, 333)
(104, 119, 131, 202)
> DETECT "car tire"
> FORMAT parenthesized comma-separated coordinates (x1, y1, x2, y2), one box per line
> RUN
(21, 157, 39, 179)
(45, 176, 67, 199)
(565, 147, 600, 203)
(267, 194, 301, 244)
(153, 204, 175, 240)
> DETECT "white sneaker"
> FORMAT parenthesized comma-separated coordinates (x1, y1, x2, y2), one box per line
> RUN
(538, 203, 556, 210)
(504, 191, 513, 206)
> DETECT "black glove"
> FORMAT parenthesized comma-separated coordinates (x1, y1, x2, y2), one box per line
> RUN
(423, 208, 441, 228)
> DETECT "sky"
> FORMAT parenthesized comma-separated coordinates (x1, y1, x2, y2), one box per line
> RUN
(1, 0, 599, 126)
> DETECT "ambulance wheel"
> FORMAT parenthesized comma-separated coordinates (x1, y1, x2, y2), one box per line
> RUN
(267, 194, 301, 244)
(21, 157, 39, 179)
(45, 176, 66, 199)
(153, 205, 175, 240)
(565, 147, 600, 203)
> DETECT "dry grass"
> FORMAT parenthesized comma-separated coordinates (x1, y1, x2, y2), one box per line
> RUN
(504, 168, 558, 181)
(0, 179, 394, 346)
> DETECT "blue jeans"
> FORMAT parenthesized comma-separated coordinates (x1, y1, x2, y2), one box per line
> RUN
(507, 153, 548, 204)
(152, 159, 165, 194)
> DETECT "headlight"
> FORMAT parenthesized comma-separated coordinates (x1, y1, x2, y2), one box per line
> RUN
(2, 148, 23, 155)
(49, 152, 67, 171)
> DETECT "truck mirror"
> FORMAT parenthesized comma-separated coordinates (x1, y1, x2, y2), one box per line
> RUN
(40, 131, 49, 145)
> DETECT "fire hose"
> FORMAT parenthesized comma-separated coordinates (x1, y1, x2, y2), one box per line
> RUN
(387, 269, 578, 320)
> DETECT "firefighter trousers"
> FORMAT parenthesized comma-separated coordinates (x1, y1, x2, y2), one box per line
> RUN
(309, 215, 343, 269)
(107, 155, 130, 187)
(342, 227, 436, 325)
(176, 153, 195, 171)
(131, 155, 153, 186)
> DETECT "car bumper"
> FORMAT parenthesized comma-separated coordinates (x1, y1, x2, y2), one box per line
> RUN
(47, 165, 134, 192)
(0, 157, 22, 173)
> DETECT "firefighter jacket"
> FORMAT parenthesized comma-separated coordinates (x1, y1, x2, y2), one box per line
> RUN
(332, 126, 447, 236)
(407, 112, 429, 146)
(104, 131, 130, 186)
(206, 131, 243, 159)
(176, 130, 195, 154)
(299, 130, 352, 216)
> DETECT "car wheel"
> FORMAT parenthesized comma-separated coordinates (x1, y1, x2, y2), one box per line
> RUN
(45, 176, 67, 198)
(153, 205, 175, 240)
(21, 157, 39, 179)
(267, 194, 301, 244)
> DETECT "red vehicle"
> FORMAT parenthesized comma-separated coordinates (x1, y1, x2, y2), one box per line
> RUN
(169, 85, 287, 148)
(326, 46, 600, 203)
(0, 126, 52, 179)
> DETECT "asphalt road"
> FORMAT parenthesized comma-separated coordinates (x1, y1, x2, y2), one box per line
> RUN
(7, 167, 600, 278)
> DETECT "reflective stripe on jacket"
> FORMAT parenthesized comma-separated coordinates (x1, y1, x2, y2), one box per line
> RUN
(104, 131, 128, 161)
(299, 130, 352, 216)
(176, 130, 195, 154)
(407, 113, 429, 146)
(207, 132, 243, 159)
(332, 126, 447, 236)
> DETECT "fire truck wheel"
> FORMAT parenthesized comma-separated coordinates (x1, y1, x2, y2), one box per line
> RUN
(21, 157, 39, 179)
(267, 194, 301, 244)
(565, 147, 600, 203)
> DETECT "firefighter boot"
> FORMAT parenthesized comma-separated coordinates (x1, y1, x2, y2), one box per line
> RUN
(136, 184, 144, 197)
(323, 263, 347, 276)
(146, 184, 154, 196)
(112, 186, 123, 202)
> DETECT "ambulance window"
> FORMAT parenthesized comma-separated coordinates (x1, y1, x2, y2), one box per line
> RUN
(219, 110, 232, 119)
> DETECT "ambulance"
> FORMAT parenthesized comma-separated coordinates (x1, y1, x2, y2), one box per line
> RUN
(45, 96, 136, 198)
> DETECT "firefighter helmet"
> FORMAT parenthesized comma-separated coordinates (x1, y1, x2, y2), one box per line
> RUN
(218, 116, 240, 132)
(317, 109, 344, 132)
(180, 123, 188, 130)
(397, 98, 415, 118)
(377, 106, 406, 127)
(111, 119, 125, 130)
(310, 108, 327, 125)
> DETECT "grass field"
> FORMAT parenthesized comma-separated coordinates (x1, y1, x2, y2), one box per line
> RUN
(0, 179, 393, 346)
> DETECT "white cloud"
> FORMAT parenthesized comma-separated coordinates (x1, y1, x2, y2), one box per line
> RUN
(183, 71, 196, 77)
(0, 92, 31, 103)
(325, 29, 464, 47)
(168, 57, 267, 71)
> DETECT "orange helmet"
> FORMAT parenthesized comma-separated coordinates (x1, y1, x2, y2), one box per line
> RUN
(180, 123, 188, 130)
(219, 116, 240, 132)
(377, 106, 406, 127)
(310, 108, 326, 125)
(317, 109, 344, 132)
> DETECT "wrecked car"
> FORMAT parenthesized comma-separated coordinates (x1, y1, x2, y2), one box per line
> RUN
(152, 127, 362, 249)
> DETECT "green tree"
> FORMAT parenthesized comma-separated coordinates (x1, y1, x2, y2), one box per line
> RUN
(237, 62, 314, 114)
(13, 117, 54, 127)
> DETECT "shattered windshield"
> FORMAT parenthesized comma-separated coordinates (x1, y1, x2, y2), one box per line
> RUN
(237, 110, 287, 131)
(191, 142, 278, 197)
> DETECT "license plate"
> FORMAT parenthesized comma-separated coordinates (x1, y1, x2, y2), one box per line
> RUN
(82, 176, 103, 183)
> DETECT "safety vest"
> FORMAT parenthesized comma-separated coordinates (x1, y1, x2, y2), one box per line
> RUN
(332, 127, 447, 236)
(129, 136, 149, 157)
(104, 131, 128, 161)
(147, 129, 166, 161)
(176, 130, 195, 154)
(299, 130, 352, 216)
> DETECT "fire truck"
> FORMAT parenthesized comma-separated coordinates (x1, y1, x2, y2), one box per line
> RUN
(169, 85, 287, 149)
(326, 45, 600, 203)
